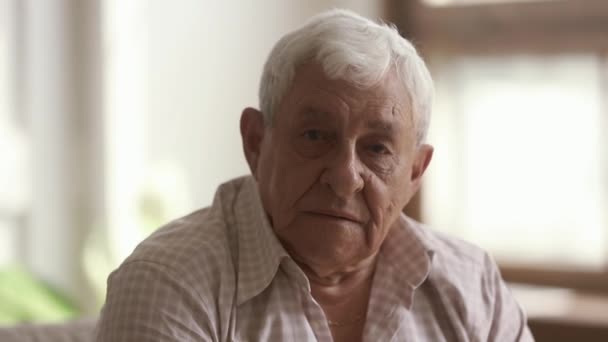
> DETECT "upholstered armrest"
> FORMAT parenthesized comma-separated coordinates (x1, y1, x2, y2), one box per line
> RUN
(0, 317, 96, 342)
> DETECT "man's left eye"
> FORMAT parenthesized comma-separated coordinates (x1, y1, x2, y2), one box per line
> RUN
(303, 129, 323, 141)
(369, 144, 390, 155)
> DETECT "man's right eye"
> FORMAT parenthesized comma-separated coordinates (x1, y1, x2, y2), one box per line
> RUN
(302, 129, 323, 141)
(294, 128, 333, 159)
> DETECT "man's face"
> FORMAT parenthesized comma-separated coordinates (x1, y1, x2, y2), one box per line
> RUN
(241, 63, 433, 276)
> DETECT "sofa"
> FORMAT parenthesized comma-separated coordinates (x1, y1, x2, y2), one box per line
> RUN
(0, 318, 96, 342)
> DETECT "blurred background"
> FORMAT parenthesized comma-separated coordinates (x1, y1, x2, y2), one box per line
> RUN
(0, 0, 606, 340)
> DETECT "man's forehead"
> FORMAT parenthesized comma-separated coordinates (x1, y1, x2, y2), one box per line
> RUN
(291, 64, 409, 107)
(274, 63, 414, 131)
(290, 105, 414, 138)
(289, 92, 413, 130)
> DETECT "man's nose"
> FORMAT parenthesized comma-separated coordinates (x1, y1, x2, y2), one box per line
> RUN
(320, 145, 364, 199)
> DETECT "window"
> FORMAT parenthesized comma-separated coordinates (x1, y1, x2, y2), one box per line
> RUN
(0, 0, 24, 269)
(388, 0, 608, 288)
(423, 54, 607, 268)
(0, 0, 80, 324)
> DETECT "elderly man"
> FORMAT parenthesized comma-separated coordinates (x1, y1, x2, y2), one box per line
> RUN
(96, 9, 533, 342)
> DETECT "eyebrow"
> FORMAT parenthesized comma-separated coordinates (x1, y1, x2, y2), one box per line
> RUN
(298, 109, 331, 122)
(298, 108, 397, 134)
(366, 119, 394, 133)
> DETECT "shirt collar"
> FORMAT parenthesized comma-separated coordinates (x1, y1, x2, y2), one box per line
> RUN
(375, 214, 435, 308)
(231, 176, 435, 307)
(233, 176, 290, 306)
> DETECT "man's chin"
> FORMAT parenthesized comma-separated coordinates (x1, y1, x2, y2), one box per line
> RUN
(281, 237, 367, 272)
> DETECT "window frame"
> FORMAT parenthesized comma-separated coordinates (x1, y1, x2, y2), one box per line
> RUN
(388, 0, 608, 290)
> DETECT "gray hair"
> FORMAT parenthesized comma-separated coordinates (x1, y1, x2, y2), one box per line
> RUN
(259, 9, 434, 144)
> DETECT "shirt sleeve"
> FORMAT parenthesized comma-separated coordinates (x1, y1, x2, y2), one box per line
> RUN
(483, 254, 536, 342)
(95, 260, 216, 342)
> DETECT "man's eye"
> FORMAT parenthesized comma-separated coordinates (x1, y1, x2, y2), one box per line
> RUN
(369, 144, 390, 155)
(303, 129, 323, 141)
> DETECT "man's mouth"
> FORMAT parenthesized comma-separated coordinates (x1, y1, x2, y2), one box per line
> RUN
(304, 209, 362, 223)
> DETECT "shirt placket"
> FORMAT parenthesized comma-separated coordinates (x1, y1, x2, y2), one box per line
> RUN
(281, 259, 334, 341)
(300, 290, 333, 342)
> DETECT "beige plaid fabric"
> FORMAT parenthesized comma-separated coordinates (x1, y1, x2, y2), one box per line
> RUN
(95, 176, 534, 341)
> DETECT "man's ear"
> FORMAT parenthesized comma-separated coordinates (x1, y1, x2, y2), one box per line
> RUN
(240, 107, 266, 176)
(409, 144, 434, 192)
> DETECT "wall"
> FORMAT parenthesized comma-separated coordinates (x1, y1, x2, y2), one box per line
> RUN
(143, 0, 383, 209)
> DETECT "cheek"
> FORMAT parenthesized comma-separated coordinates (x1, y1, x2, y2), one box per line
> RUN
(363, 170, 410, 234)
(364, 179, 393, 227)
(262, 147, 325, 229)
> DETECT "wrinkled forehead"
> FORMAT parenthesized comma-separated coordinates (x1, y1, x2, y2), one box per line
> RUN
(279, 63, 415, 129)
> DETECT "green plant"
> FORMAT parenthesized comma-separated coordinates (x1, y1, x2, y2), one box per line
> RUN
(0, 265, 78, 324)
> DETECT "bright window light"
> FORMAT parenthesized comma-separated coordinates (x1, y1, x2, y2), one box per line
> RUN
(423, 55, 607, 268)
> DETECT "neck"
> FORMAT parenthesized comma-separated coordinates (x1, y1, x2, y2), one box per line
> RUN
(298, 254, 378, 306)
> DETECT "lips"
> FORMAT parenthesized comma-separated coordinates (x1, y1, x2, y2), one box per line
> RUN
(303, 209, 363, 223)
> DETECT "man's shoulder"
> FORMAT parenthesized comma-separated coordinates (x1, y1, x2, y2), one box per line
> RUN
(119, 177, 252, 281)
(406, 217, 499, 291)
(97, 178, 257, 341)
(129, 208, 232, 267)
(406, 219, 532, 340)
